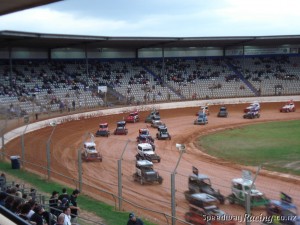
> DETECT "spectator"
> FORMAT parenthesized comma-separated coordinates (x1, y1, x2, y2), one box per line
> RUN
(40, 205, 57, 225)
(30, 205, 45, 225)
(127, 212, 144, 225)
(11, 197, 23, 214)
(0, 192, 7, 206)
(29, 188, 36, 201)
(49, 191, 61, 217)
(58, 188, 69, 202)
(18, 203, 32, 222)
(72, 100, 76, 111)
(4, 195, 14, 211)
(26, 199, 37, 219)
(58, 198, 69, 213)
(55, 213, 65, 225)
(0, 173, 6, 186)
(61, 206, 71, 225)
(69, 189, 80, 224)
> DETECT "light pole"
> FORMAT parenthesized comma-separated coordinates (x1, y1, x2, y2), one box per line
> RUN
(0, 112, 8, 161)
(46, 121, 57, 180)
(171, 143, 186, 225)
(245, 166, 261, 225)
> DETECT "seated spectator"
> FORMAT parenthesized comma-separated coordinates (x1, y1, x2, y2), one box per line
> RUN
(11, 197, 23, 214)
(18, 203, 32, 223)
(4, 195, 15, 211)
(56, 213, 65, 225)
(0, 192, 7, 206)
(40, 205, 56, 225)
(26, 199, 37, 219)
(60, 206, 71, 225)
(30, 205, 45, 225)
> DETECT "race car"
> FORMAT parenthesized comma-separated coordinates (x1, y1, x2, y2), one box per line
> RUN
(151, 120, 166, 128)
(243, 109, 260, 119)
(95, 123, 110, 137)
(196, 105, 209, 116)
(137, 128, 155, 145)
(244, 102, 260, 113)
(280, 100, 296, 112)
(113, 121, 128, 135)
(125, 111, 139, 123)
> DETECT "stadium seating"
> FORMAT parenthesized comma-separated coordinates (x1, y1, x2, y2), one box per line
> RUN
(1, 56, 299, 117)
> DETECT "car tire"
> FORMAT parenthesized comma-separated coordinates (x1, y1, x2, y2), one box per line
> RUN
(219, 196, 225, 204)
(184, 212, 192, 223)
(158, 177, 163, 184)
(228, 195, 235, 204)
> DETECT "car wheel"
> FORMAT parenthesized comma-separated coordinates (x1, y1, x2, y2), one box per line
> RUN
(219, 196, 225, 204)
(228, 195, 235, 204)
(184, 212, 192, 223)
(158, 177, 163, 184)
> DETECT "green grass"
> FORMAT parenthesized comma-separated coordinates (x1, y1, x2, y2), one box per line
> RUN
(0, 162, 157, 225)
(198, 120, 300, 175)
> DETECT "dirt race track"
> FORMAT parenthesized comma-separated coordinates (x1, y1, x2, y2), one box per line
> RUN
(5, 101, 300, 225)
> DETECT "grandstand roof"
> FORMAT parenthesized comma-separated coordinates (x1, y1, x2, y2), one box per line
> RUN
(1, 1, 300, 50)
(1, 30, 300, 50)
(0, 0, 62, 16)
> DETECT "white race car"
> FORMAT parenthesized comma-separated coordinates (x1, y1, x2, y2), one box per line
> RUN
(244, 102, 260, 113)
(280, 101, 296, 112)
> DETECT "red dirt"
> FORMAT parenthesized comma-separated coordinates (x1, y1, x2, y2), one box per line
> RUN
(5, 101, 300, 225)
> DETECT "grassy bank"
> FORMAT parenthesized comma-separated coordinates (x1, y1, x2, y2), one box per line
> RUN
(198, 120, 300, 175)
(0, 162, 157, 225)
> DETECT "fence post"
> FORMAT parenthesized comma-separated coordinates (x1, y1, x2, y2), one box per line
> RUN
(46, 122, 57, 180)
(171, 144, 186, 225)
(0, 115, 8, 161)
(78, 149, 82, 192)
(21, 116, 30, 168)
(1, 132, 4, 160)
(118, 140, 130, 211)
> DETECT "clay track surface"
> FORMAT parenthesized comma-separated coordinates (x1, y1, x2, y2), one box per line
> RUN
(5, 102, 300, 225)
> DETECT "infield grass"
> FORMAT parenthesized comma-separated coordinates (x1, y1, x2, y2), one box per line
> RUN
(198, 120, 300, 175)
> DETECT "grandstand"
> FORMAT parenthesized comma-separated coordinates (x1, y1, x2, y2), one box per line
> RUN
(1, 55, 300, 118)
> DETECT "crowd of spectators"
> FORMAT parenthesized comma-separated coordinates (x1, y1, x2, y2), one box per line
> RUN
(0, 173, 80, 225)
(1, 56, 300, 108)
